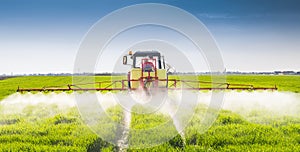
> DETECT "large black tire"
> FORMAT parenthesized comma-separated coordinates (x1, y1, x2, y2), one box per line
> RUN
(127, 72, 131, 89)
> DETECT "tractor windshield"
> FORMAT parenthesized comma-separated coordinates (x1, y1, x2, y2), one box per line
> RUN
(134, 56, 161, 69)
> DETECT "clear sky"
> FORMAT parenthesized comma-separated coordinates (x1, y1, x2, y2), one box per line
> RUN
(1, 0, 300, 74)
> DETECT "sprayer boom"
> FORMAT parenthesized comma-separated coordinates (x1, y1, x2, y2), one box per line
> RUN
(17, 79, 277, 93)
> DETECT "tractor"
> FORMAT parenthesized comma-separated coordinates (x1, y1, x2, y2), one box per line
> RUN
(122, 50, 168, 91)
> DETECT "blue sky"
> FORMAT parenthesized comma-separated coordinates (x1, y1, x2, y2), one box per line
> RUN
(0, 0, 300, 74)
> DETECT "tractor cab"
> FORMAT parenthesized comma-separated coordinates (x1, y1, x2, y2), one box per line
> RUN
(132, 51, 165, 70)
(123, 51, 167, 89)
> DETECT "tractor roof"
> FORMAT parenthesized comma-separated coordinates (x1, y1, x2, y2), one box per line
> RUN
(133, 51, 161, 57)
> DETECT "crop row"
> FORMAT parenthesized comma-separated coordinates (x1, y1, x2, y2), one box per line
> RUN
(0, 105, 120, 151)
